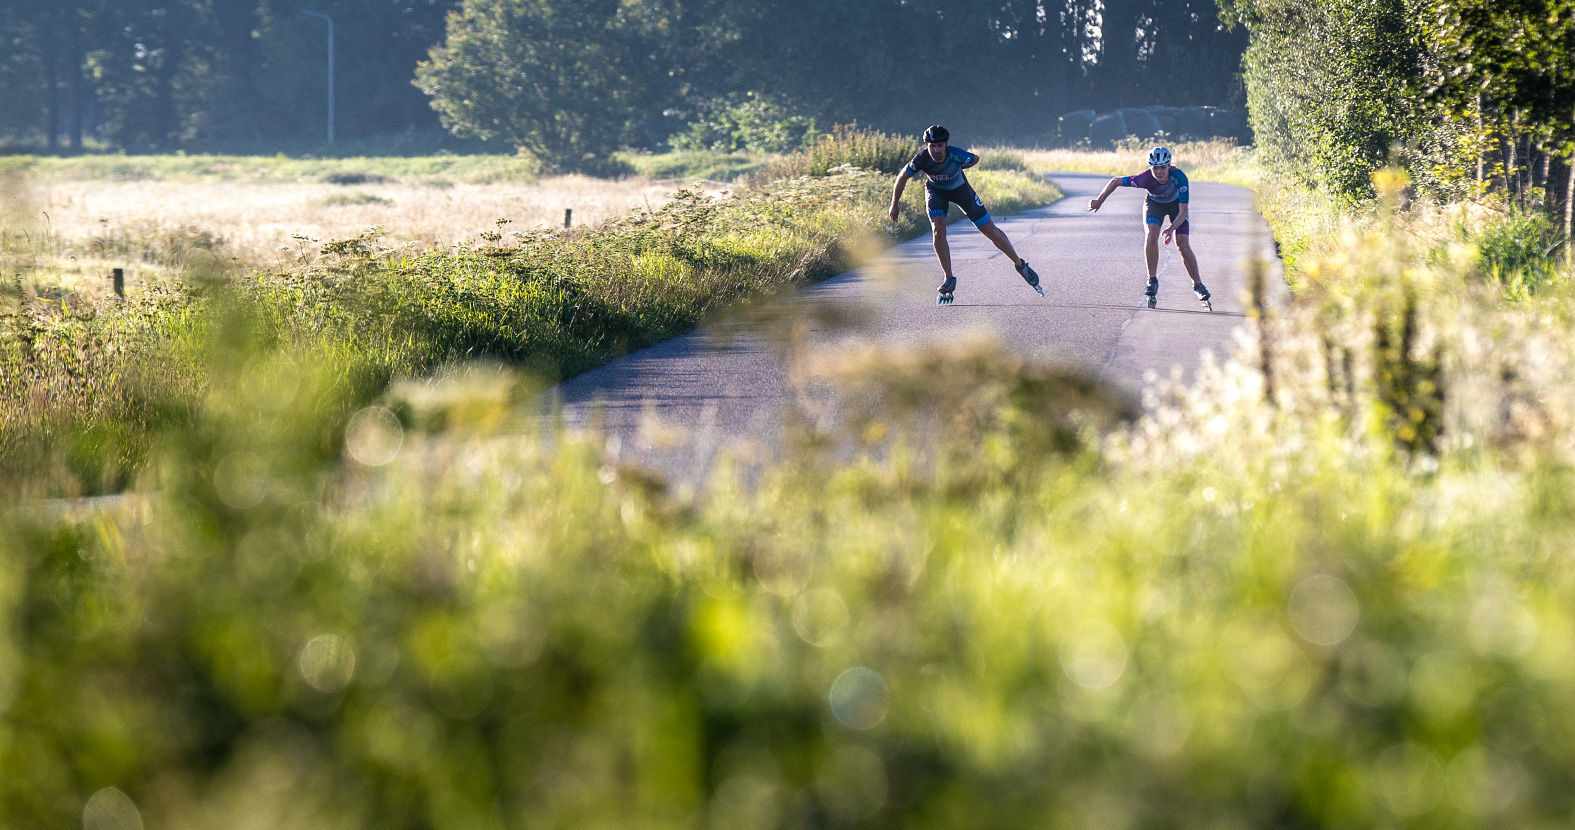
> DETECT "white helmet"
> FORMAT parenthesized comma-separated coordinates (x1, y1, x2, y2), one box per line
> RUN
(1147, 146, 1173, 166)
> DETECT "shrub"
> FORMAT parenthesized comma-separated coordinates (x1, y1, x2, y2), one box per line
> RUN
(1471, 209, 1566, 298)
(668, 93, 820, 154)
(319, 192, 395, 207)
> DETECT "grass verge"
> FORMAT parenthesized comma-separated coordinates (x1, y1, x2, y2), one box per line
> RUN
(0, 167, 1059, 493)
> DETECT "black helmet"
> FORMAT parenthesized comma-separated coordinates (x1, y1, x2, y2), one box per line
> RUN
(922, 124, 949, 143)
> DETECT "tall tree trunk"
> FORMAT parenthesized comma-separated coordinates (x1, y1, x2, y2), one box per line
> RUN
(1566, 106, 1575, 271)
(1566, 156, 1574, 270)
(42, 12, 58, 152)
(1475, 94, 1484, 184)
(66, 7, 82, 150)
(1503, 132, 1516, 197)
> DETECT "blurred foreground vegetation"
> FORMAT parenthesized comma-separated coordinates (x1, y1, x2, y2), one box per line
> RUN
(7, 169, 1575, 826)
(12, 124, 1575, 828)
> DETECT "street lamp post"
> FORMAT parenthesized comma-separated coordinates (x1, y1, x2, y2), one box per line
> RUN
(300, 10, 335, 147)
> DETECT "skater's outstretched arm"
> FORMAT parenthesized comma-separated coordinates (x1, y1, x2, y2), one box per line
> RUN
(1087, 177, 1123, 212)
(888, 170, 913, 222)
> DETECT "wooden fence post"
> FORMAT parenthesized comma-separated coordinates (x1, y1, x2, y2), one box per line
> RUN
(112, 268, 124, 299)
(565, 209, 572, 228)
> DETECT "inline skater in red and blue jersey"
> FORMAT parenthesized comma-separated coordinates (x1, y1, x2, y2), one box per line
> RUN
(886, 125, 1042, 305)
(1087, 146, 1211, 309)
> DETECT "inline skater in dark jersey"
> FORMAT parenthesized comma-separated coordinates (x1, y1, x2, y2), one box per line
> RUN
(1087, 146, 1211, 310)
(886, 125, 1042, 305)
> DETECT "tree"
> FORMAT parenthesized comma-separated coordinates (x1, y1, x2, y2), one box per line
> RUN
(414, 0, 661, 168)
(1423, 0, 1575, 221)
(1224, 0, 1426, 198)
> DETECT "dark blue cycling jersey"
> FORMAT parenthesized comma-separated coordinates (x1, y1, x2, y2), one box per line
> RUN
(904, 146, 978, 190)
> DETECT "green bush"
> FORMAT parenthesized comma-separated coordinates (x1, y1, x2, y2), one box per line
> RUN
(319, 192, 395, 207)
(668, 93, 820, 154)
(1471, 209, 1567, 298)
(615, 150, 767, 182)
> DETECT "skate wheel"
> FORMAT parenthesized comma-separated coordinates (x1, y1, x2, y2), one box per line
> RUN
(1146, 296, 1157, 309)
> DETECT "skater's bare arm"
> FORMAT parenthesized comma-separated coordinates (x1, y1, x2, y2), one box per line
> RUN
(1087, 177, 1123, 211)
(1163, 204, 1190, 244)
(889, 171, 912, 222)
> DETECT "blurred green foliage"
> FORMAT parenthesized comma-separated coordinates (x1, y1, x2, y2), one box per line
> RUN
(9, 211, 1575, 826)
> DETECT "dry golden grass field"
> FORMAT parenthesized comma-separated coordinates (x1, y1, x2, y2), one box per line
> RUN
(1, 156, 711, 301)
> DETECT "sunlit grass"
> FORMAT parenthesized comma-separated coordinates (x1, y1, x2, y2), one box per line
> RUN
(0, 168, 1060, 493)
(4, 174, 686, 297)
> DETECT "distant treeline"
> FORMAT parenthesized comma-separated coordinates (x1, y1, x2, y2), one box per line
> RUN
(0, 0, 461, 153)
(0, 0, 1246, 159)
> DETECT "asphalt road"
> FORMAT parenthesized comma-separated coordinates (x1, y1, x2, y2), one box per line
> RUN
(553, 171, 1282, 472)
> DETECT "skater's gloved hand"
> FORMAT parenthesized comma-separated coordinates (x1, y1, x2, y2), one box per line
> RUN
(888, 203, 900, 222)
(1162, 227, 1175, 245)
(1087, 198, 1102, 212)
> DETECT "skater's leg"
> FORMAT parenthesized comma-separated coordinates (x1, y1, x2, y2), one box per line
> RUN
(978, 220, 1024, 267)
(931, 217, 953, 276)
(1144, 224, 1162, 279)
(1176, 231, 1203, 285)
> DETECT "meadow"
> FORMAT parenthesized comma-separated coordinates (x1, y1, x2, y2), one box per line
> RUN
(1, 154, 733, 299)
(0, 138, 1059, 492)
(5, 134, 1575, 829)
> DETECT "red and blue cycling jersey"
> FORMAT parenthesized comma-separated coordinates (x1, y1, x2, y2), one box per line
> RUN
(1121, 167, 1190, 204)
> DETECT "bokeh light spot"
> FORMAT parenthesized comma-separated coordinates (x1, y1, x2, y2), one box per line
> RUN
(1059, 620, 1128, 690)
(83, 787, 143, 830)
(1373, 742, 1445, 816)
(298, 633, 357, 693)
(345, 406, 404, 466)
(792, 588, 850, 646)
(829, 667, 888, 729)
(815, 746, 887, 820)
(1288, 575, 1360, 646)
(213, 451, 268, 510)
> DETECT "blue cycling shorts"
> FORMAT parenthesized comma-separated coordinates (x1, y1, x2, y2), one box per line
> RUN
(926, 182, 991, 228)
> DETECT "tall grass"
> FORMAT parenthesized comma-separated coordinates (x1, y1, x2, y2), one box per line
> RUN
(758, 125, 916, 182)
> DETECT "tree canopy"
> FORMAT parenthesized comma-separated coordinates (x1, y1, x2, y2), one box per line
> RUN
(1226, 0, 1575, 211)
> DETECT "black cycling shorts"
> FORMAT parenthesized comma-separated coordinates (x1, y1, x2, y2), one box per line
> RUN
(926, 182, 992, 228)
(1145, 198, 1190, 235)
